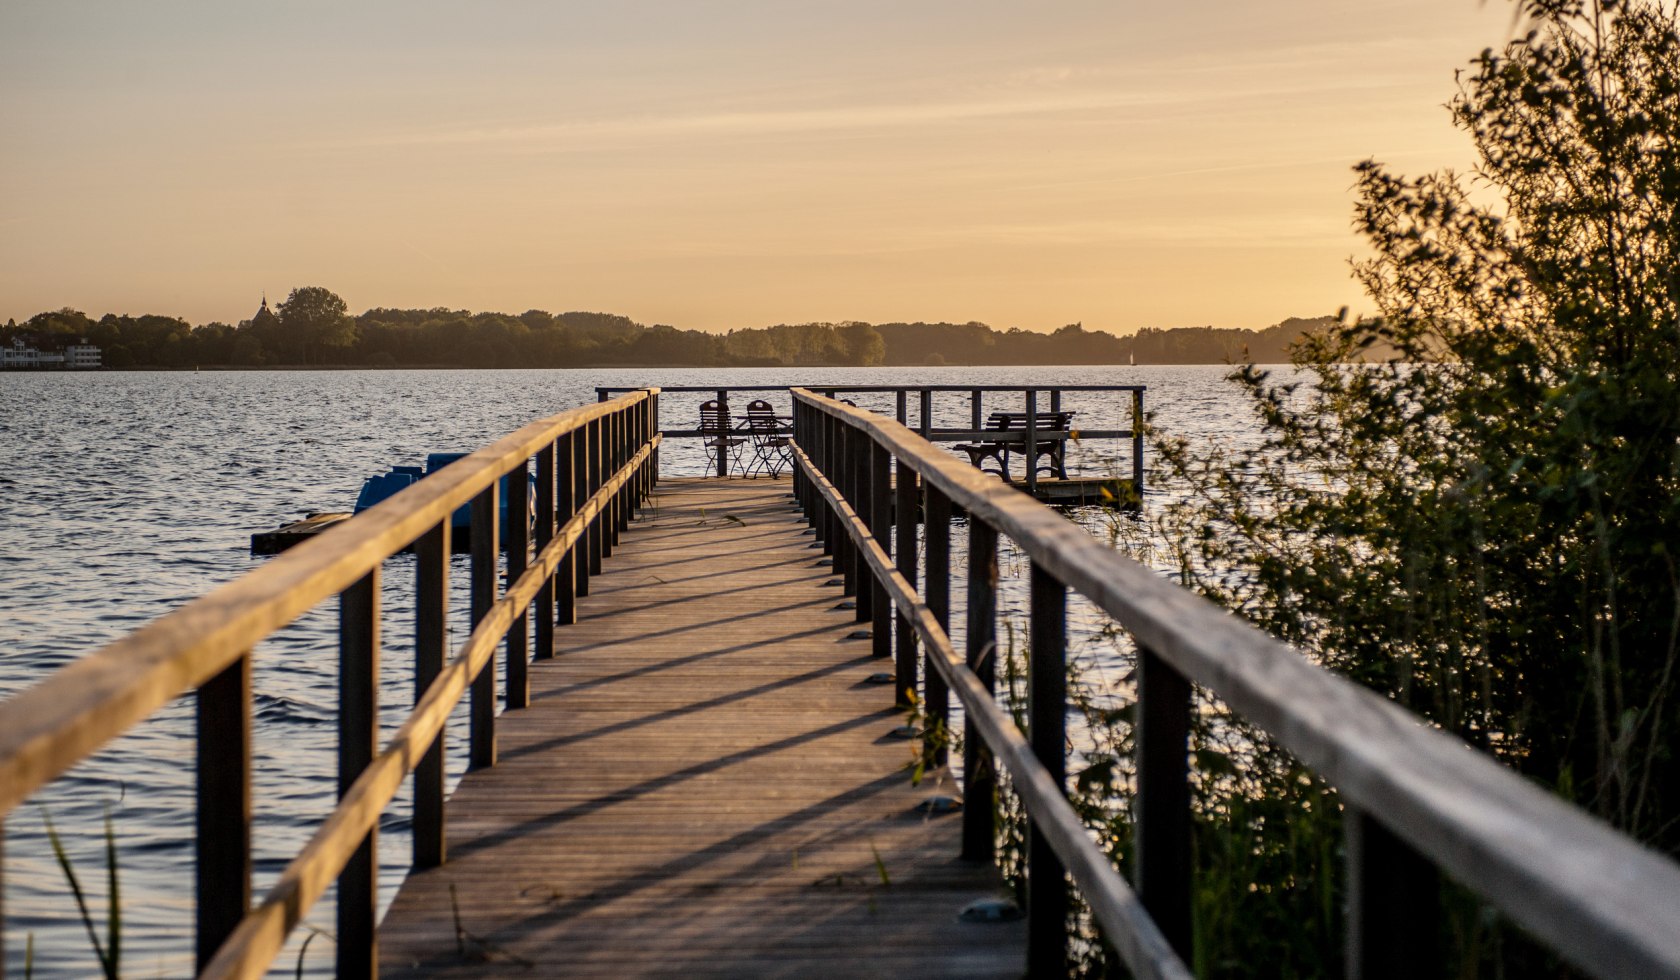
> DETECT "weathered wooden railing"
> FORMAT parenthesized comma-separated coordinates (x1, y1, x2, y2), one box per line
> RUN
(0, 389, 662, 979)
(789, 388, 1680, 980)
(598, 383, 1145, 493)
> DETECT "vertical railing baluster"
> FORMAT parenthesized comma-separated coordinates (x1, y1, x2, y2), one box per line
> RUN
(651, 390, 661, 483)
(715, 388, 730, 477)
(1346, 808, 1441, 979)
(506, 458, 530, 710)
(869, 443, 892, 655)
(573, 424, 592, 598)
(1027, 562, 1068, 976)
(556, 431, 577, 624)
(825, 414, 841, 562)
(919, 388, 933, 438)
(338, 569, 379, 980)
(535, 442, 556, 659)
(1025, 389, 1039, 496)
(893, 460, 919, 709)
(470, 484, 498, 770)
(613, 410, 628, 538)
(970, 388, 983, 431)
(895, 389, 908, 425)
(1132, 388, 1145, 498)
(963, 521, 998, 862)
(922, 484, 951, 769)
(196, 650, 251, 971)
(589, 419, 606, 571)
(846, 425, 867, 615)
(1136, 645, 1192, 959)
(414, 520, 449, 870)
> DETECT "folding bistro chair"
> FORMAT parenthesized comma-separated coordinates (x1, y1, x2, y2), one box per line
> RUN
(743, 399, 792, 477)
(699, 399, 747, 475)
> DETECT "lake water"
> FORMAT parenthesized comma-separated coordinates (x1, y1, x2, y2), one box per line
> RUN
(0, 364, 1257, 977)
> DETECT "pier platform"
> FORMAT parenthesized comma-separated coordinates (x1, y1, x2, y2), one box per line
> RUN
(377, 477, 1024, 977)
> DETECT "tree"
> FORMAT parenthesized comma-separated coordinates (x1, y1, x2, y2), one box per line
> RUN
(1147, 2, 1680, 971)
(277, 286, 353, 365)
(837, 322, 884, 365)
(1163, 0, 1680, 844)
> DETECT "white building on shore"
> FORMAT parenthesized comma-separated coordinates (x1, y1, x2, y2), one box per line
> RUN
(1, 338, 101, 370)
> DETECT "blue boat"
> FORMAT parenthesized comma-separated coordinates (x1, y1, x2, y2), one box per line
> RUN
(353, 452, 534, 541)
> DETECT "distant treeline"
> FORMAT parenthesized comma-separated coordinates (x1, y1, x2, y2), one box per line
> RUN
(1, 288, 1338, 369)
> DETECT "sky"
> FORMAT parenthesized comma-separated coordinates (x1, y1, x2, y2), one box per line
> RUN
(0, 1, 1525, 334)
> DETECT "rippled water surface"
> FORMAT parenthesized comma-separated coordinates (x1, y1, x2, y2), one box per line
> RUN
(0, 365, 1256, 976)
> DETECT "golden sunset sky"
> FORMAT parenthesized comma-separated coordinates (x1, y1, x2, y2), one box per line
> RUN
(1, 1, 1521, 334)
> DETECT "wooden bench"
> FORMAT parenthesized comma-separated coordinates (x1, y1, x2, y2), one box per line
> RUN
(955, 410, 1074, 480)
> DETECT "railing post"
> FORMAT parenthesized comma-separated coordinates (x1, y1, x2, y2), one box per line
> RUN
(846, 425, 868, 616)
(556, 431, 578, 624)
(1132, 388, 1145, 498)
(919, 388, 933, 438)
(648, 389, 661, 484)
(869, 442, 892, 657)
(506, 459, 530, 710)
(1346, 808, 1441, 979)
(535, 442, 556, 659)
(716, 389, 730, 477)
(1027, 561, 1068, 976)
(923, 483, 951, 769)
(573, 424, 592, 598)
(470, 483, 499, 770)
(970, 388, 983, 431)
(1025, 389, 1039, 495)
(613, 410, 628, 538)
(895, 389, 908, 425)
(414, 520, 449, 870)
(825, 414, 842, 561)
(196, 650, 251, 972)
(963, 521, 998, 862)
(1135, 645, 1193, 960)
(589, 419, 606, 571)
(338, 569, 380, 980)
(893, 459, 919, 709)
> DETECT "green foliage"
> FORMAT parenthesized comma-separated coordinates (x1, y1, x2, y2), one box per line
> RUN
(41, 809, 120, 980)
(1150, 0, 1680, 971)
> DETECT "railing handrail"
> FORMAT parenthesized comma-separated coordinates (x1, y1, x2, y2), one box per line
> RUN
(0, 389, 656, 816)
(789, 440, 1191, 980)
(599, 383, 1147, 394)
(790, 388, 1680, 980)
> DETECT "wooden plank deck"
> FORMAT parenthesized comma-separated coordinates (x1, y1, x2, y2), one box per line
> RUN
(378, 476, 1024, 978)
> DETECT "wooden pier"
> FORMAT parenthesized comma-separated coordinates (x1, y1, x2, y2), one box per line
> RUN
(4, 385, 1680, 980)
(378, 477, 1022, 976)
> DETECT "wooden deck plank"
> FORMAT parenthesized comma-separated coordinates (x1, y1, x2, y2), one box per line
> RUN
(379, 477, 1024, 978)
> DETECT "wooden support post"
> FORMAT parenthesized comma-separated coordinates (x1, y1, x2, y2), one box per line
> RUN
(589, 419, 606, 570)
(573, 425, 592, 598)
(414, 520, 449, 870)
(506, 459, 530, 710)
(1136, 645, 1193, 960)
(535, 442, 556, 658)
(963, 520, 998, 862)
(556, 432, 577, 626)
(1025, 389, 1039, 495)
(651, 390, 661, 483)
(896, 389, 908, 424)
(613, 411, 628, 537)
(869, 441, 893, 659)
(923, 484, 951, 769)
(470, 483, 498, 770)
(825, 414, 842, 560)
(196, 650, 251, 972)
(1346, 808, 1441, 979)
(1132, 388, 1145, 497)
(893, 460, 919, 709)
(1027, 562, 1068, 976)
(919, 388, 933, 438)
(971, 388, 983, 431)
(846, 426, 867, 613)
(338, 569, 379, 980)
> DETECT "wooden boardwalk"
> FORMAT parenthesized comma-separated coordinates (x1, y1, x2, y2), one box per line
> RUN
(379, 477, 1024, 978)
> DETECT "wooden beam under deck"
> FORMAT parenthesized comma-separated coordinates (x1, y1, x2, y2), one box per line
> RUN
(378, 477, 1023, 978)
